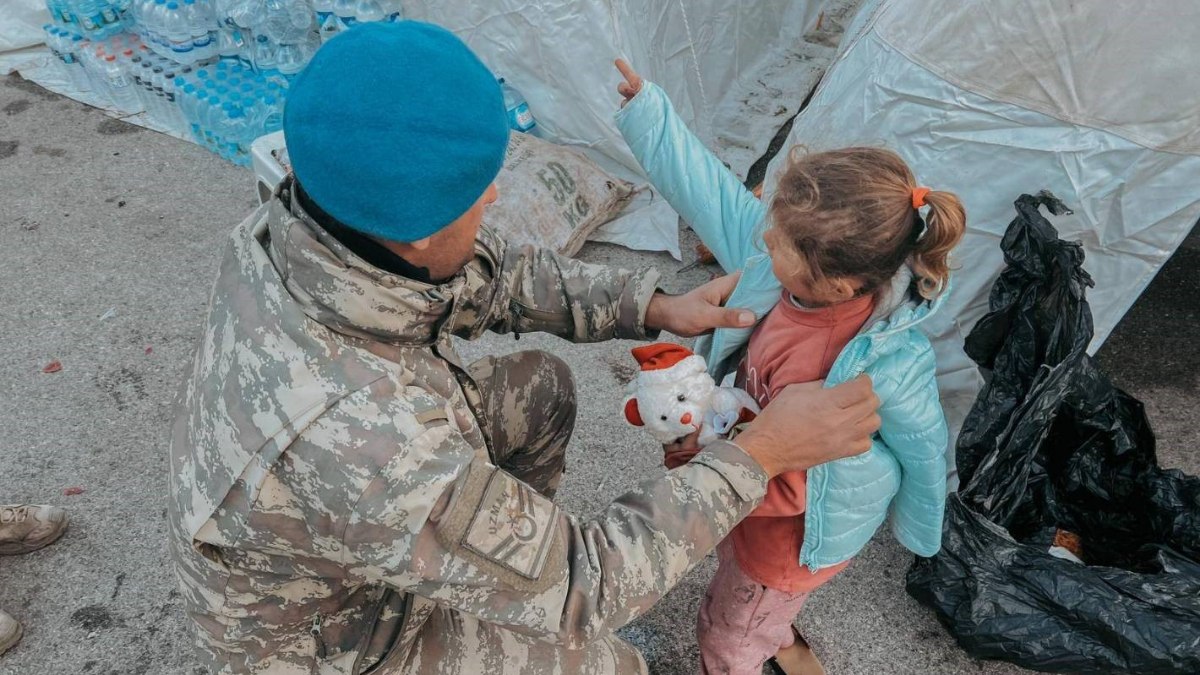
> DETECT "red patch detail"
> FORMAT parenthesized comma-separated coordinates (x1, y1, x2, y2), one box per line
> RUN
(624, 398, 644, 426)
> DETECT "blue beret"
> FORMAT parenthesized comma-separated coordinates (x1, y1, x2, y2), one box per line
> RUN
(284, 21, 510, 242)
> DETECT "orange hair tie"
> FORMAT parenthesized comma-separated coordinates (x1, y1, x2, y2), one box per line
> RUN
(911, 187, 931, 209)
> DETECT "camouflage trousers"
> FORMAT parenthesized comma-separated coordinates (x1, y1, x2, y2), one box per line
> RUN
(469, 350, 575, 499)
(400, 350, 648, 675)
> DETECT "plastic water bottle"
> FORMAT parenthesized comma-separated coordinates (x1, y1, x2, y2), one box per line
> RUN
(262, 0, 314, 43)
(222, 0, 264, 29)
(317, 11, 342, 44)
(74, 0, 108, 36)
(274, 42, 304, 79)
(142, 0, 165, 52)
(499, 78, 538, 134)
(46, 0, 76, 27)
(311, 0, 333, 23)
(260, 93, 282, 133)
(81, 45, 111, 99)
(353, 0, 384, 23)
(112, 0, 134, 29)
(178, 82, 198, 139)
(204, 95, 222, 152)
(43, 26, 65, 77)
(216, 26, 241, 64)
(100, 0, 121, 28)
(382, 0, 400, 22)
(103, 53, 141, 111)
(162, 69, 184, 126)
(252, 34, 278, 76)
(182, 0, 215, 61)
(163, 2, 195, 61)
(333, 0, 355, 27)
(60, 31, 92, 90)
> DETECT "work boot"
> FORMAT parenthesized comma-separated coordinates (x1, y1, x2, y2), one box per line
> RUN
(0, 609, 21, 656)
(0, 505, 69, 556)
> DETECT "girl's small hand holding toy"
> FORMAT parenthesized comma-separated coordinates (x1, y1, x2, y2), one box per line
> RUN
(623, 343, 759, 453)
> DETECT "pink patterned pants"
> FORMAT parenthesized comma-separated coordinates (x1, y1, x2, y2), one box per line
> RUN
(697, 542, 810, 675)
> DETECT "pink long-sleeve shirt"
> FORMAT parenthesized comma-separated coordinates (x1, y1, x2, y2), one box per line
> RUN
(666, 290, 875, 592)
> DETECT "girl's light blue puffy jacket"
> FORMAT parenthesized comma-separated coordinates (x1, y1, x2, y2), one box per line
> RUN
(615, 82, 948, 569)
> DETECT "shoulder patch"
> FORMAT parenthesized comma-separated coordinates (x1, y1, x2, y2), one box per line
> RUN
(462, 470, 558, 580)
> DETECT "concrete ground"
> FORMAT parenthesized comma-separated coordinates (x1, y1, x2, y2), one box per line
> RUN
(0, 71, 1197, 675)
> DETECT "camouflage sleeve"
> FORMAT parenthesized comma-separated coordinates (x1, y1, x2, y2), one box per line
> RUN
(345, 432, 767, 648)
(450, 227, 661, 342)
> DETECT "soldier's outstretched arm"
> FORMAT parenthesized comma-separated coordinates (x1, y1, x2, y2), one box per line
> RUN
(336, 377, 877, 648)
(449, 228, 661, 343)
(344, 427, 767, 648)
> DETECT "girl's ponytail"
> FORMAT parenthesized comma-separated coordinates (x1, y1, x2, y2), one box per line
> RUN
(911, 190, 966, 299)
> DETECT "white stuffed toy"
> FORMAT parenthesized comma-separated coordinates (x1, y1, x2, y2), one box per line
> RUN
(623, 343, 760, 446)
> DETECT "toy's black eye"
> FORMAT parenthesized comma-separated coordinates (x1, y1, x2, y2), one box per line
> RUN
(660, 415, 668, 421)
(677, 394, 686, 402)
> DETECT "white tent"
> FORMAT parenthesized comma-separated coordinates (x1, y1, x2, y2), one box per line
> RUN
(760, 0, 1200, 481)
(4, 0, 842, 255)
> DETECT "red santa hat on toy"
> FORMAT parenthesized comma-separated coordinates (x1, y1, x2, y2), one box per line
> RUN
(623, 343, 708, 426)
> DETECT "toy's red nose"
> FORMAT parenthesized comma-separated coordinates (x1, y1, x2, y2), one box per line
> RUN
(680, 412, 693, 425)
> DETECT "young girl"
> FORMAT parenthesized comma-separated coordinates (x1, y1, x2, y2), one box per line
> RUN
(613, 61, 965, 675)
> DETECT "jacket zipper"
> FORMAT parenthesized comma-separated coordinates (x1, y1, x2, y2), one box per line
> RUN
(311, 614, 327, 662)
(801, 335, 872, 569)
(512, 301, 572, 333)
(350, 588, 400, 675)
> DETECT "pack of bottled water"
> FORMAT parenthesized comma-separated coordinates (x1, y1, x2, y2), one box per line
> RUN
(130, 0, 218, 63)
(311, 0, 402, 44)
(177, 61, 287, 166)
(46, 0, 133, 40)
(39, 0, 546, 167)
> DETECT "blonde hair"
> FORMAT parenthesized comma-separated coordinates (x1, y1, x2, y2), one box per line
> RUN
(769, 147, 966, 299)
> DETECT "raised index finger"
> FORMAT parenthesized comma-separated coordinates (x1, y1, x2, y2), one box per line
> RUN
(615, 59, 642, 89)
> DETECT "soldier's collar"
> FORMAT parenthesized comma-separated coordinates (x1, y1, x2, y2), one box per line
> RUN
(266, 183, 467, 347)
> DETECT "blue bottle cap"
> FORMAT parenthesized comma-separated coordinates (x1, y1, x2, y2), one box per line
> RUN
(174, 77, 186, 86)
(167, 2, 178, 9)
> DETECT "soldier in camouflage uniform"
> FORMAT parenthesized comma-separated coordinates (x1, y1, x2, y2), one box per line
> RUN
(168, 22, 880, 674)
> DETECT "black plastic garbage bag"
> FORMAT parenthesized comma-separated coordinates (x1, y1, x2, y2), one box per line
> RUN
(906, 192, 1200, 674)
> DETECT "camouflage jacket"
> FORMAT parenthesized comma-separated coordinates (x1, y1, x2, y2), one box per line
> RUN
(168, 181, 770, 674)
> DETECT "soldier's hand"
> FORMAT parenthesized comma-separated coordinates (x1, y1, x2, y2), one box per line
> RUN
(663, 430, 702, 469)
(734, 376, 880, 478)
(645, 273, 756, 337)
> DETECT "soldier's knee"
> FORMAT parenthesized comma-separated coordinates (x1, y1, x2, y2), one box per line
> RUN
(529, 350, 577, 417)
